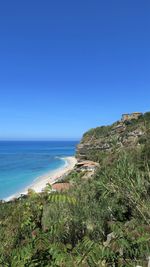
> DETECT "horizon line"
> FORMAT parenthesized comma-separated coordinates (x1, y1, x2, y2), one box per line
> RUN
(0, 139, 80, 141)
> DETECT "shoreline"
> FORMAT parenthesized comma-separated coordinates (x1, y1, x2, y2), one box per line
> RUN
(5, 156, 77, 202)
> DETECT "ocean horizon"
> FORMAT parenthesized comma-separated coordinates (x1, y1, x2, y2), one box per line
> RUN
(0, 140, 78, 200)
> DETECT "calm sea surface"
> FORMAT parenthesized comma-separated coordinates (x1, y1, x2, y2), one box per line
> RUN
(0, 141, 78, 200)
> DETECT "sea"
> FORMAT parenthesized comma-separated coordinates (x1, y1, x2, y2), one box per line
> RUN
(0, 141, 78, 200)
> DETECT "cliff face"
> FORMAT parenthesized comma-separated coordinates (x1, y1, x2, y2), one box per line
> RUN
(77, 112, 150, 161)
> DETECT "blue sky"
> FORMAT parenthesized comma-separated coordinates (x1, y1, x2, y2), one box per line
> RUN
(0, 0, 150, 140)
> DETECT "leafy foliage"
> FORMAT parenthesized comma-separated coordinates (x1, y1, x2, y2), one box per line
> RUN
(1, 113, 150, 266)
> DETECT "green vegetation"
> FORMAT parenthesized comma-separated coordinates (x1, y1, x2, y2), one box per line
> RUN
(83, 125, 112, 141)
(1, 113, 150, 266)
(83, 112, 150, 144)
(77, 112, 150, 163)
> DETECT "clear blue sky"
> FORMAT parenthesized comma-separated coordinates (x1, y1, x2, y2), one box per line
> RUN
(0, 0, 150, 140)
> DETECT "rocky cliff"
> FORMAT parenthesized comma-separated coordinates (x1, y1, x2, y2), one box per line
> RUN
(77, 112, 150, 161)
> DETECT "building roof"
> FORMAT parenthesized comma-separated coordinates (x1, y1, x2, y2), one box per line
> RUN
(52, 183, 72, 192)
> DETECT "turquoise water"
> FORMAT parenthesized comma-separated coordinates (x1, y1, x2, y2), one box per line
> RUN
(0, 141, 78, 200)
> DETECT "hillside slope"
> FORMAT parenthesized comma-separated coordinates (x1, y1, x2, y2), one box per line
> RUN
(1, 112, 150, 266)
(77, 112, 150, 162)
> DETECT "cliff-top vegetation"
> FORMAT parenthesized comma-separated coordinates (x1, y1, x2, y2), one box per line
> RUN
(1, 112, 150, 266)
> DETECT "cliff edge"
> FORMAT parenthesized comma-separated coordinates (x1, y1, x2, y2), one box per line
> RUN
(77, 112, 150, 161)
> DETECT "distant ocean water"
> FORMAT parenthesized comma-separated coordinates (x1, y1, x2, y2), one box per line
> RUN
(0, 141, 78, 200)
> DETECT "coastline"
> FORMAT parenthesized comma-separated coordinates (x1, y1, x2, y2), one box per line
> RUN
(5, 156, 77, 202)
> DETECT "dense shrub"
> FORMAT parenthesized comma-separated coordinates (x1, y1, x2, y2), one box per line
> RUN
(1, 112, 150, 266)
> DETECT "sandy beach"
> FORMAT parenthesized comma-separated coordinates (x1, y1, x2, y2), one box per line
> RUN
(5, 156, 77, 201)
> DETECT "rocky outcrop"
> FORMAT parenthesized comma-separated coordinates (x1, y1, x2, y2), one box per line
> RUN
(76, 113, 146, 161)
(121, 112, 143, 122)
